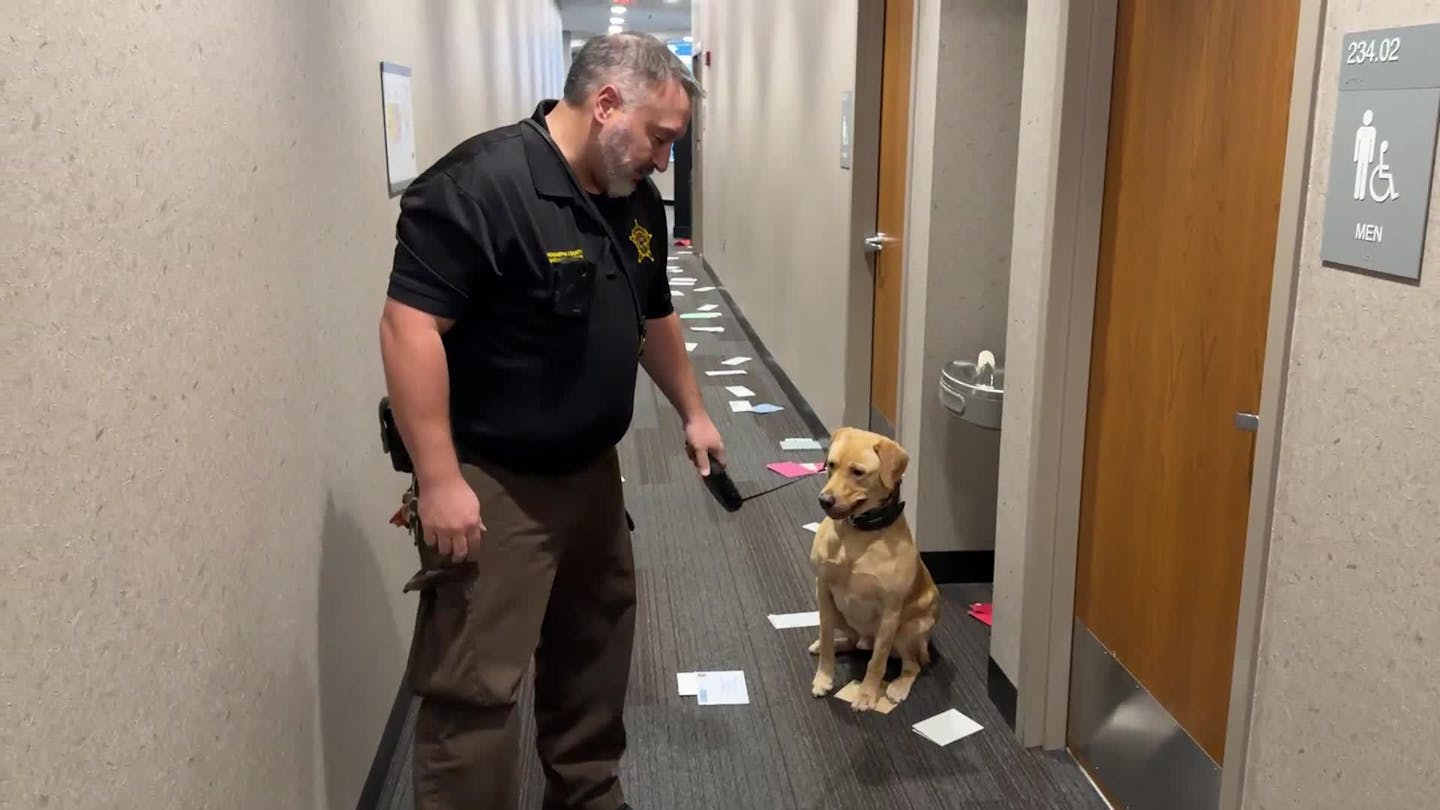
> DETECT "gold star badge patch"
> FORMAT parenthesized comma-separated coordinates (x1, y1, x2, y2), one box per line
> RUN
(629, 220, 655, 263)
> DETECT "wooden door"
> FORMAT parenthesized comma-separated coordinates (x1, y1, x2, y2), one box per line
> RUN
(1070, 0, 1301, 777)
(869, 0, 913, 435)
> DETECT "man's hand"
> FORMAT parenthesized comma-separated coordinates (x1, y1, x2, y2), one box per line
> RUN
(419, 473, 485, 562)
(381, 297, 479, 562)
(684, 415, 726, 476)
(639, 314, 725, 475)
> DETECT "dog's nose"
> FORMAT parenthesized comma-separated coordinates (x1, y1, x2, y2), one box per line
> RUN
(818, 493, 836, 510)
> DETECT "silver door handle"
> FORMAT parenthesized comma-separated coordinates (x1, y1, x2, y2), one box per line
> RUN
(1234, 412, 1259, 432)
(864, 233, 899, 252)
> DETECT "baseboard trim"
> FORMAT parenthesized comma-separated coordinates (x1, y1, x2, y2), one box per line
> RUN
(987, 656, 1019, 731)
(920, 549, 994, 585)
(702, 257, 829, 440)
(355, 678, 413, 810)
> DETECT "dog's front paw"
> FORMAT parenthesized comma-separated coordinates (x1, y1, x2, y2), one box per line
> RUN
(851, 684, 880, 712)
(885, 679, 913, 704)
(811, 670, 835, 697)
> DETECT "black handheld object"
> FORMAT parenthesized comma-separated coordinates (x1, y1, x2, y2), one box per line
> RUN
(702, 453, 744, 512)
(379, 396, 414, 474)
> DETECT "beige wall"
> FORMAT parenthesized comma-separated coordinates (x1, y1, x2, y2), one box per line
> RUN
(653, 160, 677, 202)
(1242, 0, 1440, 806)
(692, 0, 861, 428)
(0, 1, 563, 807)
(899, 0, 1026, 554)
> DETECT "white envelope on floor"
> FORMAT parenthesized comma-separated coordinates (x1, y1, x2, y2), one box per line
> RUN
(913, 709, 984, 746)
(677, 672, 699, 696)
(695, 671, 749, 705)
(767, 611, 820, 629)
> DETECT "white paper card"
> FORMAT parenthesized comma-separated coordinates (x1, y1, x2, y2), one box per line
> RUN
(767, 611, 821, 629)
(695, 671, 750, 706)
(698, 304, 720, 312)
(729, 400, 753, 413)
(706, 370, 747, 377)
(802, 522, 821, 533)
(695, 286, 718, 292)
(781, 438, 823, 451)
(726, 385, 756, 398)
(685, 342, 698, 352)
(912, 709, 984, 746)
(722, 356, 751, 367)
(672, 277, 697, 283)
(691, 326, 725, 333)
(677, 672, 699, 696)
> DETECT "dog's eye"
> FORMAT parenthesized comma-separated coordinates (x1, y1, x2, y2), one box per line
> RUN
(851, 466, 866, 477)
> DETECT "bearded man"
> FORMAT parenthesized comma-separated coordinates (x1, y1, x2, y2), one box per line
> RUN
(378, 32, 723, 810)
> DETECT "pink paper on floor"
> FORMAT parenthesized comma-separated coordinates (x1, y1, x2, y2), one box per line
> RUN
(766, 461, 824, 478)
(967, 602, 993, 627)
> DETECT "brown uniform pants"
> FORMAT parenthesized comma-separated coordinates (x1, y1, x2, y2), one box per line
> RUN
(403, 449, 635, 810)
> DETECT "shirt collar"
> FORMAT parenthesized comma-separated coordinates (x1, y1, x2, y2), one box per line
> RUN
(524, 100, 582, 200)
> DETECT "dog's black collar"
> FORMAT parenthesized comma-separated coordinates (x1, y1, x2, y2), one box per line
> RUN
(847, 486, 905, 532)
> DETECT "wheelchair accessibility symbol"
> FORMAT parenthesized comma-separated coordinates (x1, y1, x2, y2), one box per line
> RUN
(1353, 109, 1400, 203)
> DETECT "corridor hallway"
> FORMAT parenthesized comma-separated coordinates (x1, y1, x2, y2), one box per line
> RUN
(373, 252, 1107, 810)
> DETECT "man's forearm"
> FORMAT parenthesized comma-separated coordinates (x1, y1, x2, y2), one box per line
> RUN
(380, 309, 462, 486)
(641, 313, 707, 422)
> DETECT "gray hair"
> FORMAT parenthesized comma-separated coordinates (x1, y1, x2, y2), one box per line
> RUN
(563, 32, 702, 107)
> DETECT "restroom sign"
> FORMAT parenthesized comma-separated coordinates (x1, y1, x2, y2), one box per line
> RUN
(1321, 23, 1440, 281)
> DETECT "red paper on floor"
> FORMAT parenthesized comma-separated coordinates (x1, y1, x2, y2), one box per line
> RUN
(967, 602, 993, 627)
(766, 461, 824, 478)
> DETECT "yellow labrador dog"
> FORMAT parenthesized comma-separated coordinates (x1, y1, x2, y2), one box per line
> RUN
(809, 427, 939, 711)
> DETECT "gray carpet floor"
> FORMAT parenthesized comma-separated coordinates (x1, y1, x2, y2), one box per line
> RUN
(376, 252, 1106, 810)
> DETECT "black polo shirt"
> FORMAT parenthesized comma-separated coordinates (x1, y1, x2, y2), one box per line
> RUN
(386, 101, 672, 475)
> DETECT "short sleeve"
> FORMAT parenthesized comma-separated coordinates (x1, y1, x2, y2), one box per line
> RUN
(641, 195, 674, 320)
(387, 170, 495, 320)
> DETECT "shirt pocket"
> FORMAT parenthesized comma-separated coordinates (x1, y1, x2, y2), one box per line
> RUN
(548, 256, 597, 318)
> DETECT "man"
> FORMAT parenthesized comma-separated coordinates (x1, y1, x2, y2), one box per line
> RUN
(378, 34, 722, 810)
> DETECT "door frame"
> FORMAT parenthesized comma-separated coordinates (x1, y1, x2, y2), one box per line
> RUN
(1010, 0, 1327, 807)
(842, 0, 910, 432)
(689, 52, 704, 252)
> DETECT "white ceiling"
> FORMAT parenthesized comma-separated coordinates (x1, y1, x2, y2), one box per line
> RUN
(557, 0, 692, 38)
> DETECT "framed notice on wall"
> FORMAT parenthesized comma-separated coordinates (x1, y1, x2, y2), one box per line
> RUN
(380, 62, 418, 197)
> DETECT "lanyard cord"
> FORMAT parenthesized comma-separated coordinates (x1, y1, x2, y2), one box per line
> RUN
(739, 469, 825, 503)
(519, 118, 646, 351)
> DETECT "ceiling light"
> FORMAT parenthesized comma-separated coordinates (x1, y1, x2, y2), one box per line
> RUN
(611, 5, 626, 14)
(608, 24, 623, 33)
(610, 16, 624, 24)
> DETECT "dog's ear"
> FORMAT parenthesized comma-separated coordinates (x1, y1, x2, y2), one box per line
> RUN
(875, 437, 909, 490)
